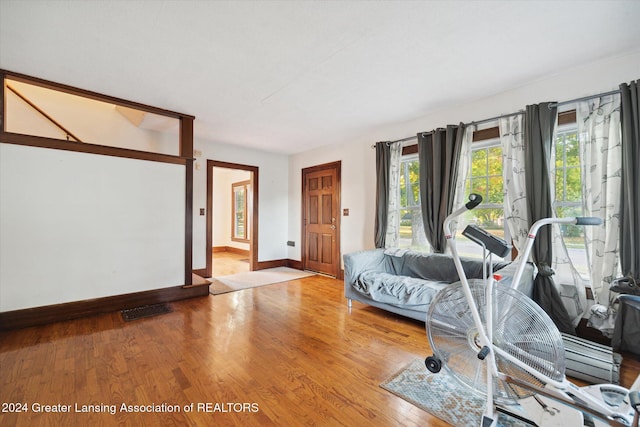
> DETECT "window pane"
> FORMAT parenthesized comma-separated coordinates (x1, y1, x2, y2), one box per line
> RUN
(488, 147, 502, 175)
(555, 139, 564, 167)
(553, 130, 587, 280)
(565, 168, 581, 202)
(400, 160, 420, 208)
(397, 158, 427, 251)
(471, 149, 487, 176)
(461, 141, 508, 261)
(470, 178, 487, 197)
(398, 208, 429, 251)
(565, 134, 580, 166)
(487, 176, 503, 204)
(555, 205, 588, 277)
(555, 171, 565, 201)
(232, 181, 250, 241)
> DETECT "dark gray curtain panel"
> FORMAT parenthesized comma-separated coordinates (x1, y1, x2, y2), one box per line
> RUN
(619, 80, 640, 283)
(374, 141, 391, 248)
(417, 124, 464, 253)
(524, 102, 575, 335)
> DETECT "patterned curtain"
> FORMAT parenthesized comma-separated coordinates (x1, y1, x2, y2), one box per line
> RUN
(548, 131, 589, 327)
(577, 95, 622, 310)
(500, 114, 529, 256)
(448, 125, 475, 238)
(384, 142, 403, 248)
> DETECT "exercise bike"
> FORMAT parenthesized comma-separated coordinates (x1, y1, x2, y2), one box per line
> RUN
(424, 194, 640, 427)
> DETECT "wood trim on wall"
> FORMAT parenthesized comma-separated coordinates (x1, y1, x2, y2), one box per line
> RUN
(212, 246, 250, 256)
(206, 160, 259, 278)
(253, 258, 340, 277)
(2, 69, 194, 120)
(472, 126, 500, 142)
(0, 131, 189, 165)
(1, 70, 197, 319)
(255, 259, 289, 270)
(402, 144, 418, 156)
(180, 117, 194, 286)
(558, 109, 577, 126)
(0, 70, 5, 132)
(0, 284, 209, 332)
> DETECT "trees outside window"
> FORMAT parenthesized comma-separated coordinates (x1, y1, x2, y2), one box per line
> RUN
(553, 128, 588, 280)
(458, 139, 510, 260)
(392, 123, 588, 268)
(397, 155, 429, 251)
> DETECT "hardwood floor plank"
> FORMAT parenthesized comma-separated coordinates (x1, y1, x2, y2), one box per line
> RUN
(1, 275, 637, 426)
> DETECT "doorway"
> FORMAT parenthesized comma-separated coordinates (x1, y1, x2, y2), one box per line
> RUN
(205, 160, 259, 278)
(301, 161, 341, 277)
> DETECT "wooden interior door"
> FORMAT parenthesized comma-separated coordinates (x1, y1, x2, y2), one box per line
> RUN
(303, 162, 340, 277)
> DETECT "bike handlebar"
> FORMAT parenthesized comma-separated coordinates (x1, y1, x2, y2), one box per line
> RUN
(575, 217, 602, 226)
(465, 193, 483, 210)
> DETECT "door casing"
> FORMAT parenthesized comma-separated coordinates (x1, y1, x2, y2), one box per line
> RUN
(301, 161, 341, 277)
(205, 160, 259, 278)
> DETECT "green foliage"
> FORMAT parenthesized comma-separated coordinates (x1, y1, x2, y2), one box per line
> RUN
(468, 146, 504, 226)
(397, 132, 584, 249)
(400, 160, 420, 208)
(555, 133, 582, 202)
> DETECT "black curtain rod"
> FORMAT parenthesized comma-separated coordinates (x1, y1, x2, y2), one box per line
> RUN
(376, 110, 524, 147)
(467, 110, 524, 127)
(375, 86, 622, 148)
(548, 88, 620, 109)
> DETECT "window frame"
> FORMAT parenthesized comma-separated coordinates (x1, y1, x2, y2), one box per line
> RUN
(462, 136, 512, 260)
(396, 152, 430, 252)
(231, 179, 251, 243)
(552, 122, 590, 282)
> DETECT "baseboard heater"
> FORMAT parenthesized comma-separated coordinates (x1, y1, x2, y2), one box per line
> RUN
(562, 333, 622, 385)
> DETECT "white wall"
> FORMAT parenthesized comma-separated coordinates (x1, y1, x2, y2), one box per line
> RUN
(212, 167, 251, 251)
(192, 140, 289, 269)
(0, 143, 185, 312)
(287, 51, 640, 265)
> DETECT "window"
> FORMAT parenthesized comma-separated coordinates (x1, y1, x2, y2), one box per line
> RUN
(231, 180, 250, 242)
(390, 111, 588, 270)
(397, 155, 429, 251)
(553, 126, 588, 280)
(458, 139, 510, 260)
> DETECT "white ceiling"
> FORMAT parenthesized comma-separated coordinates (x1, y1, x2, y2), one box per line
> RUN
(1, 1, 639, 154)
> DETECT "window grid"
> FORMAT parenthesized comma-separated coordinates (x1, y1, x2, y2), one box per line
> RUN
(554, 130, 582, 208)
(463, 139, 509, 260)
(553, 127, 588, 280)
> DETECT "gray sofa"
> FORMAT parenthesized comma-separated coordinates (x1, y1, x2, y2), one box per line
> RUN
(344, 248, 534, 322)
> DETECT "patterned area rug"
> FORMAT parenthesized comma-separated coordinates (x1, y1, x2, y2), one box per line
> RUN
(381, 359, 531, 427)
(209, 267, 315, 295)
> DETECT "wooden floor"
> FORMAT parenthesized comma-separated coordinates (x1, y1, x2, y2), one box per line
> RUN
(210, 251, 250, 277)
(1, 272, 638, 426)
